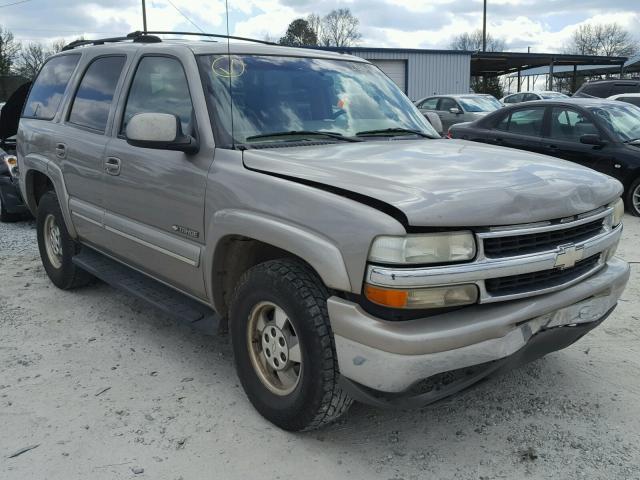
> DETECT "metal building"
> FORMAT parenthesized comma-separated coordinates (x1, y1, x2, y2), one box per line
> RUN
(323, 47, 471, 101)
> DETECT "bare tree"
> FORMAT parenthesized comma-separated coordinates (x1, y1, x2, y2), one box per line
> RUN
(450, 30, 506, 52)
(50, 38, 67, 54)
(320, 8, 361, 47)
(306, 14, 323, 44)
(15, 42, 49, 80)
(0, 27, 21, 75)
(565, 22, 637, 57)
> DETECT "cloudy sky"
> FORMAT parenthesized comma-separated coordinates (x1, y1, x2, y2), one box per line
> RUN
(1, 0, 639, 53)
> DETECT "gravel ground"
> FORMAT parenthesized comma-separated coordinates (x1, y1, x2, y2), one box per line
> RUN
(1, 215, 639, 480)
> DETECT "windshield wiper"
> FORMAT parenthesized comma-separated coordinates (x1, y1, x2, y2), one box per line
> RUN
(623, 138, 640, 144)
(245, 130, 362, 143)
(355, 128, 433, 138)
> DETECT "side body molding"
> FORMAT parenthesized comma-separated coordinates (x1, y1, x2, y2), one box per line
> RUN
(205, 209, 353, 300)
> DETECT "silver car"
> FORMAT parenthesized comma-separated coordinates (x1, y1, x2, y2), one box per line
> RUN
(501, 90, 569, 105)
(16, 34, 629, 431)
(415, 94, 502, 131)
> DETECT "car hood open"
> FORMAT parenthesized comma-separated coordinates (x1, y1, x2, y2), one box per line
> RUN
(242, 139, 622, 227)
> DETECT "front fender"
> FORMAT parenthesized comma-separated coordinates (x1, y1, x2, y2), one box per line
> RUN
(204, 209, 352, 302)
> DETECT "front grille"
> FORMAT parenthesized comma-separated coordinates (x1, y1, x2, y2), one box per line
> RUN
(483, 219, 604, 257)
(485, 254, 601, 297)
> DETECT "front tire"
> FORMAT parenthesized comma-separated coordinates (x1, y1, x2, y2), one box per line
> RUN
(36, 191, 93, 289)
(627, 177, 640, 217)
(229, 259, 352, 431)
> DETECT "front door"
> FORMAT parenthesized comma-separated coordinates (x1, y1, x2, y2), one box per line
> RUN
(102, 54, 213, 299)
(436, 97, 463, 131)
(541, 107, 612, 172)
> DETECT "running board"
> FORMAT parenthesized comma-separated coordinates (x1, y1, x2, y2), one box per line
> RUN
(72, 248, 221, 335)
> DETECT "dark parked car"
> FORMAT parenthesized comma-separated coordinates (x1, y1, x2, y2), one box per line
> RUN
(449, 98, 640, 216)
(0, 82, 31, 221)
(574, 79, 640, 98)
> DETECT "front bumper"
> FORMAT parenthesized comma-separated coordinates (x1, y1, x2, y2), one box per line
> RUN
(329, 257, 629, 403)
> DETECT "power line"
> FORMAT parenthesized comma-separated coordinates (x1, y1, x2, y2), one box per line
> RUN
(0, 0, 33, 8)
(165, 0, 205, 33)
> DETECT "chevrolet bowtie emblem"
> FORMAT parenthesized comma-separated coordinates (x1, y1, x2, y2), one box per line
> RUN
(554, 244, 584, 270)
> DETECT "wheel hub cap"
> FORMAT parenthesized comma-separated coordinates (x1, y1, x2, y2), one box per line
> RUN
(44, 214, 63, 269)
(247, 301, 302, 396)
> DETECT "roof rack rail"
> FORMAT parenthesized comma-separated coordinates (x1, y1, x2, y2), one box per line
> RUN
(62, 31, 161, 51)
(139, 30, 279, 46)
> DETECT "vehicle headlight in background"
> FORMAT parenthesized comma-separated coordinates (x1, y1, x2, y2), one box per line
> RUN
(3, 154, 18, 178)
(368, 232, 476, 265)
(609, 198, 624, 227)
(364, 283, 478, 309)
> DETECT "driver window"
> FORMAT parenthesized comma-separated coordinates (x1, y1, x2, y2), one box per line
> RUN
(550, 107, 597, 142)
(121, 56, 194, 134)
(418, 98, 439, 110)
(438, 97, 458, 111)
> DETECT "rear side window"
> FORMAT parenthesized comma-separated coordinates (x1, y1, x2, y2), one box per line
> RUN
(495, 107, 545, 136)
(418, 98, 438, 110)
(617, 97, 640, 107)
(68, 56, 126, 132)
(523, 93, 539, 102)
(23, 55, 80, 120)
(580, 83, 612, 98)
(438, 97, 459, 111)
(121, 56, 193, 134)
(611, 83, 640, 96)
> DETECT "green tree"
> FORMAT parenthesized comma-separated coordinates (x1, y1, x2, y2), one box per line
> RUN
(279, 18, 317, 47)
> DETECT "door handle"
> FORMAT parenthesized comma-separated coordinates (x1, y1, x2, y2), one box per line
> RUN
(55, 143, 67, 159)
(547, 144, 559, 151)
(104, 157, 121, 176)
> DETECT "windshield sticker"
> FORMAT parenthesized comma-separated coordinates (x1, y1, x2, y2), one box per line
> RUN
(212, 56, 246, 78)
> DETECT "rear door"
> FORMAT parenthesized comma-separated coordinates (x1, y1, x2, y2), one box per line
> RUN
(541, 106, 613, 171)
(61, 55, 128, 245)
(102, 52, 213, 299)
(490, 106, 546, 154)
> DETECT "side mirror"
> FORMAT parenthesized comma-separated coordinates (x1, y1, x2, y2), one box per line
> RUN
(449, 107, 462, 115)
(579, 134, 606, 147)
(125, 113, 199, 154)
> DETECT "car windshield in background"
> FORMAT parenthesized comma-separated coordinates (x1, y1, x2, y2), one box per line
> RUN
(540, 92, 568, 99)
(458, 96, 502, 112)
(589, 103, 640, 142)
(197, 55, 438, 146)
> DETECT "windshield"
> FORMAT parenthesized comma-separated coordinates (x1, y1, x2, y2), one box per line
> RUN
(197, 55, 438, 146)
(540, 92, 568, 99)
(458, 95, 502, 112)
(589, 103, 640, 142)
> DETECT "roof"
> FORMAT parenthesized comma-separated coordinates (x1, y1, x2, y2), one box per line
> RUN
(507, 54, 640, 78)
(57, 33, 368, 62)
(472, 51, 627, 77)
(504, 97, 623, 108)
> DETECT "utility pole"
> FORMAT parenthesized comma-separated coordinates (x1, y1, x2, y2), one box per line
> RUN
(482, 0, 487, 52)
(142, 0, 147, 33)
(527, 46, 530, 91)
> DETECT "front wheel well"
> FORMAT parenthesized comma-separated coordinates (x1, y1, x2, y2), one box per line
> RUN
(212, 236, 318, 322)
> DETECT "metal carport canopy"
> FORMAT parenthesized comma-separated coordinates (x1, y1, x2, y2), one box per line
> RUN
(471, 51, 627, 77)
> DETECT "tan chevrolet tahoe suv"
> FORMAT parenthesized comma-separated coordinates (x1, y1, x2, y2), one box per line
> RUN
(16, 32, 629, 431)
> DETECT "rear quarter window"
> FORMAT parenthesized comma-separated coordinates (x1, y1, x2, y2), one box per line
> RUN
(23, 54, 80, 120)
(580, 83, 612, 98)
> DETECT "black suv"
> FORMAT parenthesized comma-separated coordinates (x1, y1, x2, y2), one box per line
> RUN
(574, 79, 640, 98)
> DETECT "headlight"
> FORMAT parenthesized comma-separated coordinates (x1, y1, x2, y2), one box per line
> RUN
(364, 284, 478, 309)
(609, 198, 624, 227)
(368, 232, 476, 265)
(3, 154, 18, 178)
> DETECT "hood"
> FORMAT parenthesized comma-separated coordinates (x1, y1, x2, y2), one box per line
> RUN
(243, 139, 622, 227)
